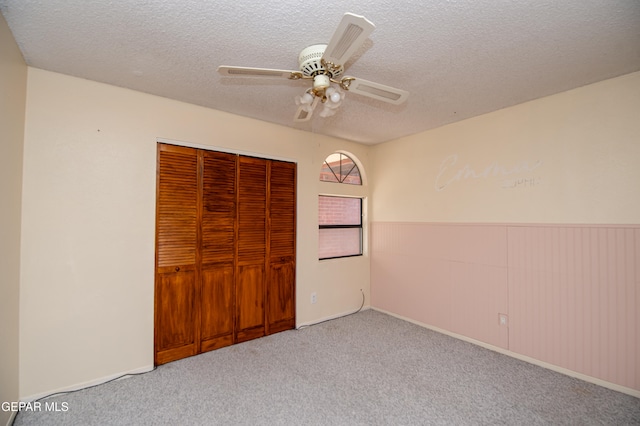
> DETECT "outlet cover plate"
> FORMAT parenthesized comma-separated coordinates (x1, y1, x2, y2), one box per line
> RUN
(498, 313, 508, 326)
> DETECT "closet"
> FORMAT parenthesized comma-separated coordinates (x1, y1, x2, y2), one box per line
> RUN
(154, 143, 296, 365)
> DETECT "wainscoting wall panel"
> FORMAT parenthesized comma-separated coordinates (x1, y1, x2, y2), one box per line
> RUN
(370, 222, 640, 392)
(370, 223, 509, 349)
(508, 225, 639, 390)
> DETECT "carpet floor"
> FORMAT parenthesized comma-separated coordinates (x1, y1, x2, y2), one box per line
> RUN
(13, 310, 640, 425)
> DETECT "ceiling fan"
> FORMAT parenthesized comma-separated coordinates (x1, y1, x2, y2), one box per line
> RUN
(218, 13, 409, 122)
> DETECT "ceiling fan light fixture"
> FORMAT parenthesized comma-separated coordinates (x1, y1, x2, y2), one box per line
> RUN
(295, 90, 316, 112)
(219, 12, 408, 123)
(319, 103, 339, 118)
(313, 74, 331, 91)
(326, 86, 344, 104)
(300, 92, 314, 104)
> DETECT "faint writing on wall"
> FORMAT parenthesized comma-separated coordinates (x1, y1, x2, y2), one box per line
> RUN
(435, 154, 543, 192)
(501, 177, 542, 189)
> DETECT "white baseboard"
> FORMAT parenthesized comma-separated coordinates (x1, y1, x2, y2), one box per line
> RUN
(4, 411, 16, 426)
(21, 364, 155, 403)
(372, 307, 640, 399)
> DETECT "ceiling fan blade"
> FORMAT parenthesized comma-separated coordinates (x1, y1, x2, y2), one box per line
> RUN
(345, 77, 409, 105)
(218, 66, 299, 79)
(322, 13, 375, 68)
(294, 97, 319, 122)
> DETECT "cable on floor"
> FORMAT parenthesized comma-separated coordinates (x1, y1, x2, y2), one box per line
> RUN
(10, 366, 158, 425)
(296, 288, 365, 330)
(34, 366, 157, 403)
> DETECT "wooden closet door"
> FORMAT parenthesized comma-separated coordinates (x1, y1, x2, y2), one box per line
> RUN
(200, 151, 236, 352)
(267, 160, 296, 334)
(236, 156, 267, 343)
(155, 144, 199, 365)
(156, 145, 296, 364)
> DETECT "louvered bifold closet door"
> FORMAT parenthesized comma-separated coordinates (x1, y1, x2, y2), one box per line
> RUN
(155, 144, 199, 365)
(156, 145, 296, 364)
(267, 160, 296, 334)
(236, 156, 267, 343)
(200, 151, 236, 352)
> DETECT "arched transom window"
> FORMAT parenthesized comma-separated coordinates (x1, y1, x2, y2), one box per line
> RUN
(319, 153, 361, 185)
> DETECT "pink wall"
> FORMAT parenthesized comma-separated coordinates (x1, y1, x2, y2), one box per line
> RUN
(371, 222, 640, 392)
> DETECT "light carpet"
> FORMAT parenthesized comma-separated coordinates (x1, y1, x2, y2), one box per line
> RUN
(13, 310, 640, 425)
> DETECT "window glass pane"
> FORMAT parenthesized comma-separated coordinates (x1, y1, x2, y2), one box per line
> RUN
(319, 153, 361, 185)
(336, 155, 359, 184)
(319, 161, 339, 183)
(342, 162, 361, 185)
(318, 228, 362, 259)
(318, 196, 361, 226)
(325, 153, 342, 164)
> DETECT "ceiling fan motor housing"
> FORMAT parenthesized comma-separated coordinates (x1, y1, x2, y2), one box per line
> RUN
(298, 44, 343, 78)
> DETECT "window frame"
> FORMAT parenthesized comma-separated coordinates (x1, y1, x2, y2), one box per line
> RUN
(319, 153, 362, 185)
(318, 195, 363, 261)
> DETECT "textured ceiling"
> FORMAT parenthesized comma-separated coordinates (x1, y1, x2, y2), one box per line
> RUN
(2, 1, 639, 145)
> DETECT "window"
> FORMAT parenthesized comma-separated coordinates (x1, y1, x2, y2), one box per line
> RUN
(318, 152, 364, 260)
(318, 195, 362, 259)
(320, 153, 361, 185)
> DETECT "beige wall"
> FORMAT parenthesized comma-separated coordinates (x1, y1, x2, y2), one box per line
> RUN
(371, 71, 640, 224)
(20, 68, 370, 399)
(0, 13, 27, 426)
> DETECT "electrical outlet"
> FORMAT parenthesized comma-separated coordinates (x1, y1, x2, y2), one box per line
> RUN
(498, 313, 508, 326)
(311, 292, 317, 304)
